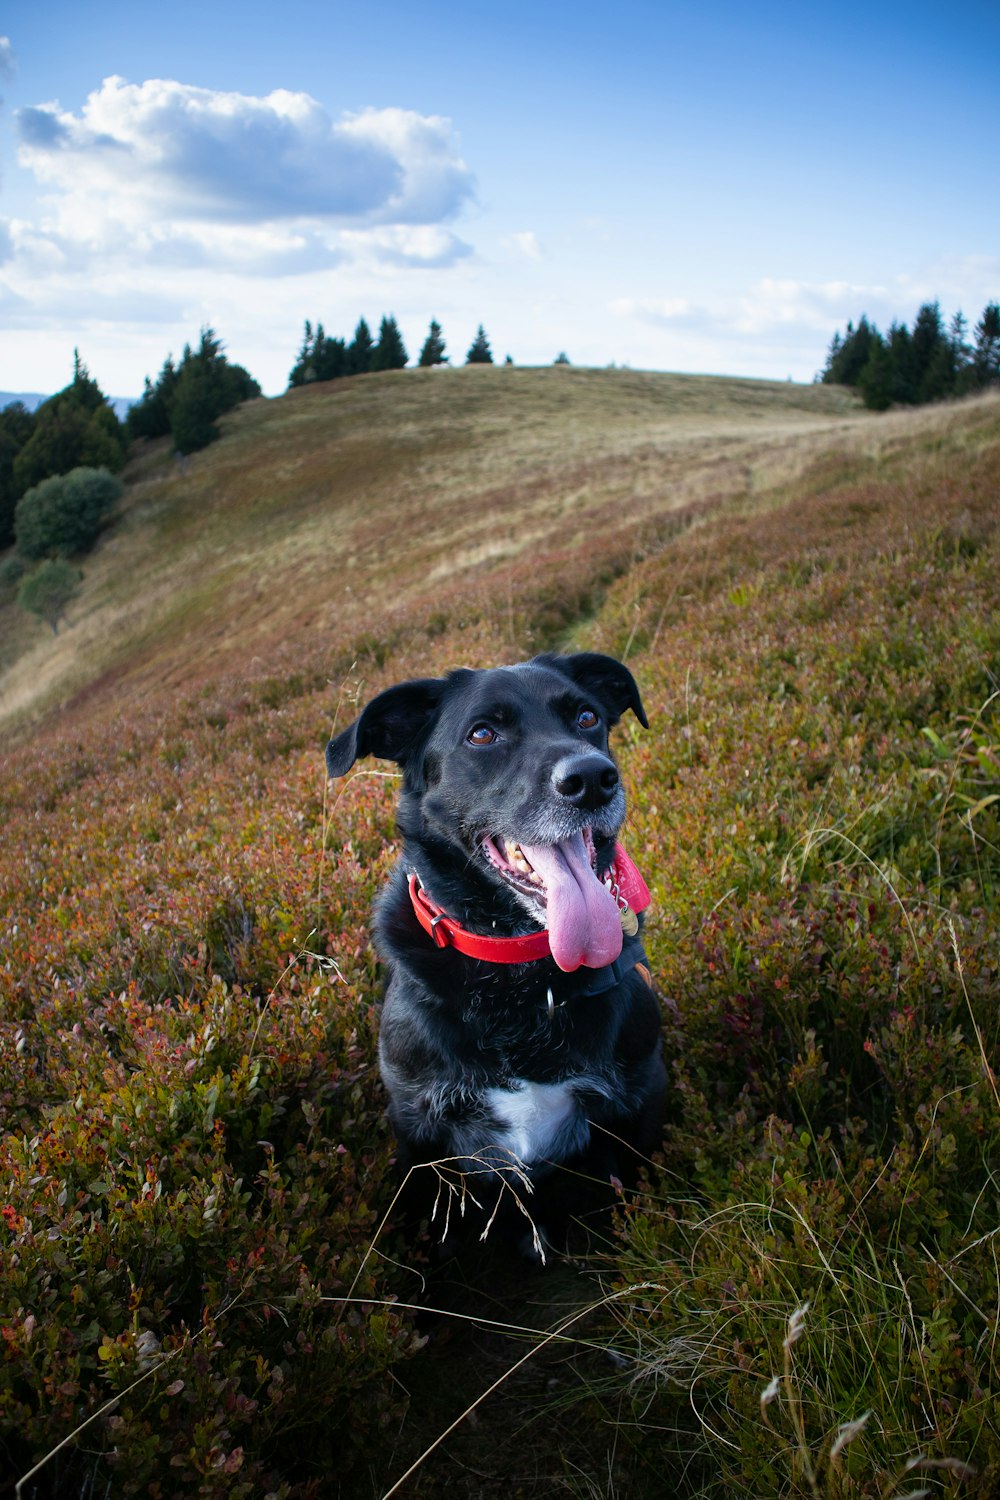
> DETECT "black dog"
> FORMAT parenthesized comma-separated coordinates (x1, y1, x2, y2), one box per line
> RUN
(326, 652, 665, 1253)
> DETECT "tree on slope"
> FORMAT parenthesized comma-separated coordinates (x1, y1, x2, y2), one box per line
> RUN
(127, 328, 261, 456)
(127, 358, 179, 440)
(821, 317, 877, 387)
(288, 321, 348, 387)
(0, 401, 35, 550)
(12, 354, 126, 494)
(466, 325, 494, 364)
(347, 318, 375, 376)
(17, 557, 82, 634)
(370, 315, 408, 371)
(972, 303, 1000, 388)
(418, 320, 448, 367)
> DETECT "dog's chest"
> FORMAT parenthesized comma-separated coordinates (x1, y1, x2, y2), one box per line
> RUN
(484, 1078, 584, 1164)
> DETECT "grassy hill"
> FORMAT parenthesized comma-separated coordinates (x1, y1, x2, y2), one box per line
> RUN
(0, 369, 998, 1498)
(2, 366, 866, 736)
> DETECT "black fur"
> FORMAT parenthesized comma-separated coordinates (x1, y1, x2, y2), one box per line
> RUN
(327, 652, 665, 1252)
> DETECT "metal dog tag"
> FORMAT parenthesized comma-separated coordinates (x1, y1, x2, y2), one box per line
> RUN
(619, 905, 639, 936)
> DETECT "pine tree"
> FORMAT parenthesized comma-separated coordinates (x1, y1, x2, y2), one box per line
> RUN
(911, 302, 948, 402)
(347, 318, 374, 376)
(314, 327, 348, 383)
(0, 402, 36, 550)
(972, 303, 1000, 389)
(127, 328, 260, 455)
(288, 320, 317, 387)
(949, 311, 973, 394)
(11, 357, 126, 494)
(169, 363, 220, 454)
(820, 330, 843, 383)
(822, 317, 877, 387)
(858, 336, 892, 410)
(288, 322, 348, 387)
(370, 315, 408, 372)
(418, 320, 448, 367)
(127, 359, 177, 440)
(466, 325, 494, 364)
(887, 322, 916, 405)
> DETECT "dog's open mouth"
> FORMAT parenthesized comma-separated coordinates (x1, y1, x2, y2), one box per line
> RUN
(481, 829, 625, 973)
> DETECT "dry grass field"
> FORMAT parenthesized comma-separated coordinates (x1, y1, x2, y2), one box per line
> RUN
(1, 366, 868, 738)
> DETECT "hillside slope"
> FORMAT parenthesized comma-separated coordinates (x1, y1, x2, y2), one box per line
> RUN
(0, 366, 867, 739)
(1, 375, 998, 1498)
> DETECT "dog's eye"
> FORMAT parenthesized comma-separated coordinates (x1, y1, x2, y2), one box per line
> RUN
(576, 707, 600, 731)
(467, 724, 498, 746)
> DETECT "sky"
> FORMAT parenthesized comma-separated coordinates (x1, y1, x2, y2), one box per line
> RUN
(1, 0, 998, 399)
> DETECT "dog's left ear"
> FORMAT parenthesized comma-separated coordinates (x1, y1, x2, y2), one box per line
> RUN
(326, 677, 445, 777)
(554, 652, 649, 729)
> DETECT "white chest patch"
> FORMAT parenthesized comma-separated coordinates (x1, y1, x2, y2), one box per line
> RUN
(484, 1079, 582, 1165)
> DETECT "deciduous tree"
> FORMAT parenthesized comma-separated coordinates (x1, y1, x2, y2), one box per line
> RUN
(16, 556, 82, 633)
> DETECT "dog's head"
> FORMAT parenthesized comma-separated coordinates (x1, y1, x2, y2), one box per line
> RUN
(326, 652, 647, 970)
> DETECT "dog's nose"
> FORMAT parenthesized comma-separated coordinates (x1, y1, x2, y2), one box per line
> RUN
(551, 753, 620, 811)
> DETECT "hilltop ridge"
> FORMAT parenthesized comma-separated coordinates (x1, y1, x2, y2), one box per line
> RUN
(2, 365, 870, 741)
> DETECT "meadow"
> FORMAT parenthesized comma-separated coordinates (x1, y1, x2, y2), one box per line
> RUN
(0, 368, 998, 1497)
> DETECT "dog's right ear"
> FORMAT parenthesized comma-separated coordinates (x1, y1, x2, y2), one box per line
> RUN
(326, 678, 444, 777)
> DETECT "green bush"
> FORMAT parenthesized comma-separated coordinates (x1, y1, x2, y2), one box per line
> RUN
(14, 466, 123, 560)
(0, 552, 27, 588)
(16, 557, 82, 632)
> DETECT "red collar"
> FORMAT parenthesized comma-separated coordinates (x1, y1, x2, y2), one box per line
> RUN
(407, 844, 650, 965)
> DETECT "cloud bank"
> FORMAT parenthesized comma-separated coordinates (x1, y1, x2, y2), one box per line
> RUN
(15, 76, 476, 270)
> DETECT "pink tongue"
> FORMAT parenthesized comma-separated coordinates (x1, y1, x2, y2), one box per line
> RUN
(519, 833, 624, 972)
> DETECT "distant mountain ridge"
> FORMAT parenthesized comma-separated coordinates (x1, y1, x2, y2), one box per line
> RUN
(1, 390, 134, 419)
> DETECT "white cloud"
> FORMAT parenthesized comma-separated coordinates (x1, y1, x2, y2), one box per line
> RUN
(610, 296, 702, 329)
(340, 224, 472, 269)
(15, 77, 475, 268)
(0, 36, 15, 84)
(610, 283, 894, 380)
(734, 278, 891, 334)
(338, 106, 476, 226)
(510, 231, 542, 260)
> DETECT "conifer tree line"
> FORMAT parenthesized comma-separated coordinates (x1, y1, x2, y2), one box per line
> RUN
(0, 352, 129, 629)
(125, 328, 261, 453)
(1, 318, 500, 558)
(288, 315, 495, 387)
(821, 300, 1000, 410)
(0, 352, 128, 555)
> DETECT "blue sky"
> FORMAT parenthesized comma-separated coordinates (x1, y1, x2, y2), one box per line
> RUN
(1, 0, 997, 397)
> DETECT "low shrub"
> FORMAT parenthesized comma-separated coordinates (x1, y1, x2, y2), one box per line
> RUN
(14, 466, 123, 560)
